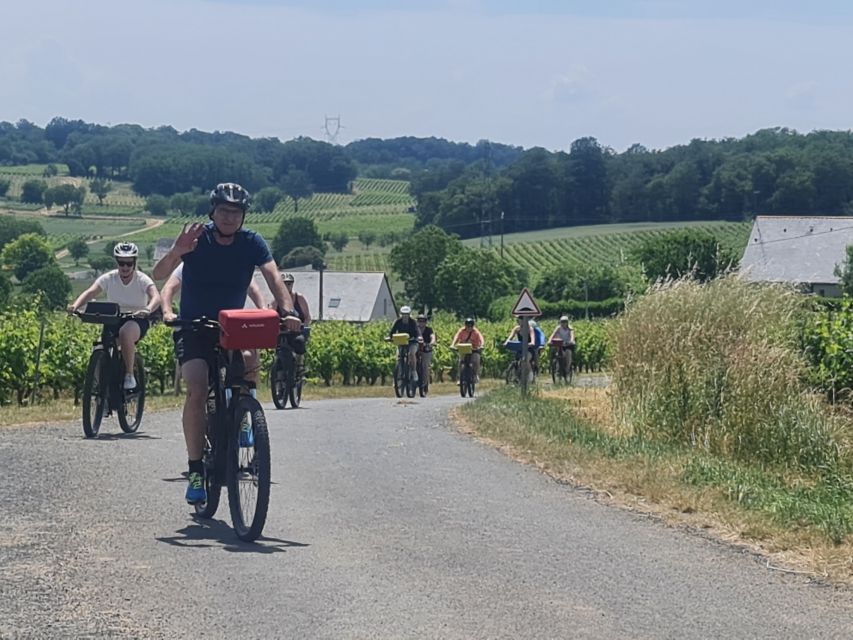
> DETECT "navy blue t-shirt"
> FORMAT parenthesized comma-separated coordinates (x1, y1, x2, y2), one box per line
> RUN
(179, 223, 273, 319)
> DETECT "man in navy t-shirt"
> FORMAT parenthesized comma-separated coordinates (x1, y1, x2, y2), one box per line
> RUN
(153, 182, 301, 505)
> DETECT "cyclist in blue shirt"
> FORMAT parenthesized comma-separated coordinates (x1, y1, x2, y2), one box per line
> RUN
(153, 183, 301, 505)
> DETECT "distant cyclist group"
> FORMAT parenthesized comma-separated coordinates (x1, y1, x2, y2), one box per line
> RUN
(66, 180, 577, 540)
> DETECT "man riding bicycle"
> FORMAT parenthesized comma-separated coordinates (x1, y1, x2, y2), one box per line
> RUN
(548, 315, 576, 374)
(152, 182, 300, 505)
(450, 318, 484, 383)
(416, 314, 436, 394)
(68, 242, 161, 390)
(388, 306, 421, 382)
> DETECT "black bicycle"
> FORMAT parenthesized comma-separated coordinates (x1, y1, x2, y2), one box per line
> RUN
(167, 317, 293, 542)
(75, 302, 146, 438)
(390, 334, 418, 398)
(270, 329, 307, 409)
(504, 343, 539, 385)
(454, 344, 476, 398)
(549, 338, 573, 385)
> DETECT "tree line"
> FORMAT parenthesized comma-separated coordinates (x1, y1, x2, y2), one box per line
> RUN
(412, 128, 853, 238)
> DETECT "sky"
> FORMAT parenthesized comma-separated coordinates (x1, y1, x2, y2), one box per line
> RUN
(2, 0, 853, 152)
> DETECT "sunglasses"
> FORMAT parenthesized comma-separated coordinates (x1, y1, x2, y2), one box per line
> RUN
(116, 260, 135, 267)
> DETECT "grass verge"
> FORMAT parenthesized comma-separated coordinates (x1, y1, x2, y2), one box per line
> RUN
(456, 386, 853, 584)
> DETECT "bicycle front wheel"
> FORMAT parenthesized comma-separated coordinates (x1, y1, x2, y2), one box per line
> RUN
(82, 349, 108, 438)
(393, 361, 405, 398)
(118, 354, 146, 433)
(228, 396, 271, 542)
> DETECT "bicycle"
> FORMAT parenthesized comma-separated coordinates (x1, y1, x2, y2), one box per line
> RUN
(270, 327, 309, 409)
(453, 343, 476, 398)
(416, 343, 432, 398)
(503, 341, 539, 385)
(75, 302, 146, 438)
(549, 338, 573, 385)
(390, 333, 418, 398)
(166, 315, 294, 542)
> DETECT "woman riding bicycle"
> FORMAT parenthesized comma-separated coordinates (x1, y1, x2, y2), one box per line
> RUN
(416, 314, 436, 393)
(505, 317, 545, 374)
(388, 305, 421, 383)
(450, 318, 484, 383)
(68, 242, 161, 390)
(548, 315, 576, 374)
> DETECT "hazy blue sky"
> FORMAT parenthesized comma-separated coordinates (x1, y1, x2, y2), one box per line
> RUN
(2, 1, 852, 151)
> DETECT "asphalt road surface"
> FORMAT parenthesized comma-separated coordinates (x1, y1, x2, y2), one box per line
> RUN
(1, 395, 852, 639)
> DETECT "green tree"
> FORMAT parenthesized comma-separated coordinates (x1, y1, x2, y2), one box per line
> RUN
(90, 178, 112, 205)
(20, 179, 47, 204)
(144, 244, 154, 265)
(358, 230, 377, 248)
(632, 230, 736, 282)
(2, 233, 54, 280)
(42, 163, 59, 178)
(280, 246, 325, 269)
(169, 192, 207, 216)
(254, 186, 284, 213)
(146, 194, 170, 216)
(66, 238, 90, 266)
(0, 271, 11, 307)
(327, 232, 349, 252)
(44, 183, 86, 216)
(89, 255, 115, 274)
(0, 177, 10, 198)
(271, 216, 324, 263)
(280, 169, 314, 213)
(835, 245, 853, 296)
(389, 225, 463, 313)
(434, 248, 518, 318)
(21, 265, 71, 310)
(0, 217, 45, 252)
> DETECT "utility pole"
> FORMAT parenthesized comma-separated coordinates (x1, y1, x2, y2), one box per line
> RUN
(500, 210, 505, 259)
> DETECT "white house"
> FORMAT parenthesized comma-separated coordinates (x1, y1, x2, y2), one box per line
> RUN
(250, 269, 397, 322)
(740, 215, 853, 297)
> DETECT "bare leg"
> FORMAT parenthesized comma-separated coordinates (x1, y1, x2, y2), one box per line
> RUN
(118, 321, 141, 375)
(181, 359, 208, 460)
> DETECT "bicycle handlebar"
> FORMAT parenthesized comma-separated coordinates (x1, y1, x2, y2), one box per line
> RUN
(165, 317, 303, 335)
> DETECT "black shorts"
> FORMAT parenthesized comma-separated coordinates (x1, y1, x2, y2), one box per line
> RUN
(173, 328, 218, 366)
(117, 318, 149, 341)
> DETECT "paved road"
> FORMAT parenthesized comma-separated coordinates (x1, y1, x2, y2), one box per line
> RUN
(1, 396, 851, 639)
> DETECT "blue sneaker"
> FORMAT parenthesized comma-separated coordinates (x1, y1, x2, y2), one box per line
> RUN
(185, 471, 206, 504)
(239, 413, 254, 448)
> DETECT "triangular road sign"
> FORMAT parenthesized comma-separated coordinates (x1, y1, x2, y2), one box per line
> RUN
(511, 287, 541, 317)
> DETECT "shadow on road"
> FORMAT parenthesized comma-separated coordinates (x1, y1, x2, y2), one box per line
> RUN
(92, 432, 162, 441)
(156, 517, 309, 554)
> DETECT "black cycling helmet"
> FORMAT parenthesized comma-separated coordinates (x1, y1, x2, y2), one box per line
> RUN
(209, 182, 251, 213)
(417, 314, 427, 321)
(464, 317, 475, 326)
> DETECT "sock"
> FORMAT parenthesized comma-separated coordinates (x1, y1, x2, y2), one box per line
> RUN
(188, 459, 203, 476)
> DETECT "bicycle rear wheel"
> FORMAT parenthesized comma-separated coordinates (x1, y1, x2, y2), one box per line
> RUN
(228, 396, 271, 542)
(118, 354, 146, 433)
(550, 357, 558, 385)
(82, 349, 108, 438)
(288, 371, 302, 408)
(270, 357, 288, 409)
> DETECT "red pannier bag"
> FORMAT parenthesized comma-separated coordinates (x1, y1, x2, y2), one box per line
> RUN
(218, 309, 280, 350)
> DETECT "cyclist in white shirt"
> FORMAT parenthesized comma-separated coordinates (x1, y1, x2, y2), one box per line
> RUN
(68, 242, 161, 389)
(548, 315, 576, 374)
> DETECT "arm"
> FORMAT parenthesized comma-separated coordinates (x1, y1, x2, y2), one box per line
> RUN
(160, 274, 181, 322)
(450, 329, 460, 348)
(429, 329, 436, 346)
(247, 280, 266, 309)
(142, 284, 161, 315)
(68, 282, 103, 313)
(297, 293, 312, 326)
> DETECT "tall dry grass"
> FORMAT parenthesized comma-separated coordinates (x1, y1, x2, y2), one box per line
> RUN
(611, 275, 850, 474)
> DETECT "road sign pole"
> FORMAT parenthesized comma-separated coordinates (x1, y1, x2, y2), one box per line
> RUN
(519, 318, 530, 396)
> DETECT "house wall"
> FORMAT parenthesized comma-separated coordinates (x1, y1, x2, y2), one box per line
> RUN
(809, 283, 842, 298)
(369, 278, 397, 321)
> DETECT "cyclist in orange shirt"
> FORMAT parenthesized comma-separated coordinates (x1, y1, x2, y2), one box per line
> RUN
(450, 318, 484, 383)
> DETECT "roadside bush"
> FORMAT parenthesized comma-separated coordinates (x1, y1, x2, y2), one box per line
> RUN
(611, 275, 849, 474)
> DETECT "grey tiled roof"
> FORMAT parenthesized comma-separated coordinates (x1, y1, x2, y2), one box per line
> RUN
(249, 270, 397, 322)
(740, 216, 853, 284)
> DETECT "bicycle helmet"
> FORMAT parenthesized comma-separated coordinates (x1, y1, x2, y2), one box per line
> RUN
(400, 305, 412, 315)
(417, 314, 427, 321)
(464, 317, 475, 326)
(560, 315, 570, 323)
(113, 242, 139, 259)
(282, 272, 295, 283)
(209, 182, 251, 212)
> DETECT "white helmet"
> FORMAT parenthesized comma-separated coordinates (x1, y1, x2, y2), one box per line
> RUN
(529, 320, 538, 328)
(400, 305, 412, 315)
(560, 315, 570, 323)
(113, 242, 139, 259)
